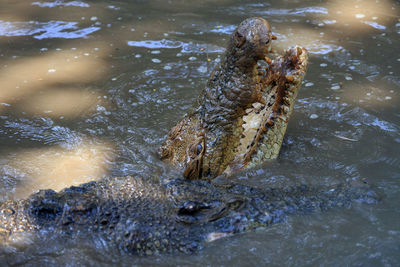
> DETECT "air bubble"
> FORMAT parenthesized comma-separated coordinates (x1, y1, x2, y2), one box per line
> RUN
(197, 66, 208, 73)
(305, 82, 314, 87)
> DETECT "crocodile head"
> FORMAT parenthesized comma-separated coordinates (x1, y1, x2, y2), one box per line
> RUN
(160, 17, 308, 179)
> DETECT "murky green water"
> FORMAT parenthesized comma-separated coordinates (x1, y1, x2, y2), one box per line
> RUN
(0, 0, 399, 265)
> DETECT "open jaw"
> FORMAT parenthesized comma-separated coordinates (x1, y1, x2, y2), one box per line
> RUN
(160, 17, 309, 179)
(224, 46, 308, 175)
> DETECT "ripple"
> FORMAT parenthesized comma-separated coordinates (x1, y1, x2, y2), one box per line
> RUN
(368, 117, 398, 133)
(298, 99, 400, 135)
(306, 43, 344, 55)
(127, 39, 224, 53)
(3, 118, 83, 147)
(256, 7, 328, 16)
(31, 1, 90, 8)
(210, 25, 236, 34)
(0, 20, 100, 39)
(128, 39, 182, 49)
(363, 21, 386, 30)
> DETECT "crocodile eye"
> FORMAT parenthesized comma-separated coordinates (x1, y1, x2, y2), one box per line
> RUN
(196, 144, 202, 155)
(235, 31, 246, 48)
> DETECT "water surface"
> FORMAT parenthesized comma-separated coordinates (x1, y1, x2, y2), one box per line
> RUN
(0, 0, 399, 265)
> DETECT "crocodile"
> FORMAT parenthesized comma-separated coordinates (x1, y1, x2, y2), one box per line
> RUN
(0, 176, 379, 256)
(160, 17, 308, 179)
(0, 18, 379, 257)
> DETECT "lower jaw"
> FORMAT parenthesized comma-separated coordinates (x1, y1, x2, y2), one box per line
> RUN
(225, 46, 308, 173)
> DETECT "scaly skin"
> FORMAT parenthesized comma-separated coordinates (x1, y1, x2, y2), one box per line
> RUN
(0, 176, 379, 255)
(159, 17, 308, 179)
(0, 18, 378, 257)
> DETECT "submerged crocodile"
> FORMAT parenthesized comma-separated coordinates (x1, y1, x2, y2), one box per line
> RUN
(0, 176, 378, 255)
(0, 18, 379, 256)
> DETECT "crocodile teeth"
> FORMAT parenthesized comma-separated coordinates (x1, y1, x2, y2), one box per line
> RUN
(206, 232, 233, 242)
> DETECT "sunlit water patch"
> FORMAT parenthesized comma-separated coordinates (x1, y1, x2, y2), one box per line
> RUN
(0, 139, 114, 201)
(0, 117, 115, 201)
